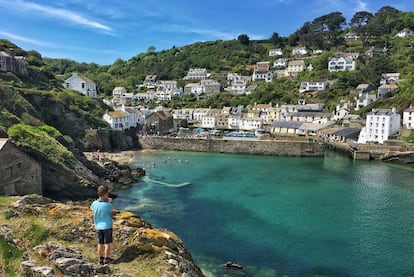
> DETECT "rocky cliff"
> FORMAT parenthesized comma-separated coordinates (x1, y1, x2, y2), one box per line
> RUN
(15, 141, 144, 201)
(0, 194, 204, 277)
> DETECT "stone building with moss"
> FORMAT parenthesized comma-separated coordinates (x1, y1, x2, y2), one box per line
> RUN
(0, 138, 42, 196)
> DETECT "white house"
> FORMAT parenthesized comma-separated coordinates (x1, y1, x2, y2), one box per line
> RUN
(134, 92, 152, 102)
(328, 57, 356, 72)
(380, 73, 400, 85)
(119, 92, 134, 105)
(228, 115, 242, 130)
(395, 28, 413, 38)
(172, 108, 194, 121)
(273, 58, 287, 68)
(153, 91, 172, 101)
(355, 93, 377, 111)
(292, 46, 307, 56)
(183, 68, 208, 80)
(227, 73, 241, 84)
(344, 31, 360, 41)
(184, 83, 205, 95)
(333, 102, 351, 121)
(103, 105, 140, 130)
(252, 70, 273, 82)
(299, 79, 329, 93)
(354, 84, 376, 111)
(403, 106, 414, 129)
(229, 79, 248, 95)
(357, 108, 401, 144)
(269, 48, 283, 57)
(193, 108, 210, 122)
(201, 113, 217, 129)
(239, 117, 263, 131)
(64, 73, 97, 98)
(161, 80, 178, 91)
(112, 87, 127, 98)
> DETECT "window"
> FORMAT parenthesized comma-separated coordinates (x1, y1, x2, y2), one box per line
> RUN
(81, 83, 85, 89)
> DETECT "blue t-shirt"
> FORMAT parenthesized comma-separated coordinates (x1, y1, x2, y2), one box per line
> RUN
(90, 199, 113, 230)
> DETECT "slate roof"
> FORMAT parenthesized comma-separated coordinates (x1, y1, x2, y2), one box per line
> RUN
(332, 128, 361, 137)
(271, 121, 304, 129)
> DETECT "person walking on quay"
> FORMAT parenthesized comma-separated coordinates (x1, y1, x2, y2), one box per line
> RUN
(90, 185, 115, 265)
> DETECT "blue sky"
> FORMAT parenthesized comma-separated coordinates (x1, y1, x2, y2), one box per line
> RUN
(0, 0, 413, 65)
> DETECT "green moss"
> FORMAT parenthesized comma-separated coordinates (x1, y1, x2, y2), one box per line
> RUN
(0, 196, 14, 205)
(0, 238, 22, 277)
(7, 123, 76, 168)
(25, 220, 49, 247)
(4, 209, 17, 220)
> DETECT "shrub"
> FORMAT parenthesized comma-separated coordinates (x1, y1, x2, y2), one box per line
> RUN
(7, 124, 76, 168)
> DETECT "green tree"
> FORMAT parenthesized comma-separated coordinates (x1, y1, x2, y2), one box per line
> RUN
(237, 34, 250, 45)
(270, 32, 282, 46)
(350, 11, 374, 27)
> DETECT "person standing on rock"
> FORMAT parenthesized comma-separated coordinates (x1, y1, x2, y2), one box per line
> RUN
(90, 185, 114, 265)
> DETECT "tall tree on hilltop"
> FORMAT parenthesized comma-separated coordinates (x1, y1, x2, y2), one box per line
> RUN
(237, 34, 250, 45)
(350, 11, 374, 46)
(350, 11, 374, 27)
(293, 12, 345, 49)
(371, 6, 401, 35)
(270, 32, 283, 46)
(312, 12, 346, 48)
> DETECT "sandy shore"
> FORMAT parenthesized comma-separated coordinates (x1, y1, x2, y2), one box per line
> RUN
(84, 150, 146, 164)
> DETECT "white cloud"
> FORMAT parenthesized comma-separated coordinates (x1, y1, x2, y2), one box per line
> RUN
(356, 0, 368, 11)
(0, 31, 55, 47)
(6, 0, 113, 33)
(152, 24, 236, 40)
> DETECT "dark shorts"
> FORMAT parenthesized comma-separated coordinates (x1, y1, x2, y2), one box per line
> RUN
(96, 228, 113, 244)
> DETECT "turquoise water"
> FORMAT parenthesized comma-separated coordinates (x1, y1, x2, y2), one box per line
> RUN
(113, 150, 414, 277)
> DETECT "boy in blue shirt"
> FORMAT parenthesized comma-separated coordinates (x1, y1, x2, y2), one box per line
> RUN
(90, 185, 114, 265)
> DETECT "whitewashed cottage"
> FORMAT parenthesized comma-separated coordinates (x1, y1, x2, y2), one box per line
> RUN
(299, 79, 329, 93)
(103, 105, 141, 130)
(403, 106, 414, 129)
(358, 108, 401, 144)
(64, 73, 97, 98)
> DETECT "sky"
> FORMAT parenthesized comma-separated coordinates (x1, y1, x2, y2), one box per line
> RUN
(0, 0, 413, 65)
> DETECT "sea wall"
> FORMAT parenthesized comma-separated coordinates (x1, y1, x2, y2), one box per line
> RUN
(140, 136, 325, 157)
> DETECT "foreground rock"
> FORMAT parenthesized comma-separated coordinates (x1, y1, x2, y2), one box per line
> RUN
(382, 151, 414, 164)
(0, 195, 204, 277)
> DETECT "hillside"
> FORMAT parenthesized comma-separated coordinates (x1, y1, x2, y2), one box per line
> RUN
(40, 6, 414, 113)
(0, 42, 144, 201)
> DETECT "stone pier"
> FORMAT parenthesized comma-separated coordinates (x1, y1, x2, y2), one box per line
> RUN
(140, 136, 325, 157)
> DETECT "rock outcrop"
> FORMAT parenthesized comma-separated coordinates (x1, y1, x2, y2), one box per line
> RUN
(382, 151, 414, 164)
(0, 195, 204, 277)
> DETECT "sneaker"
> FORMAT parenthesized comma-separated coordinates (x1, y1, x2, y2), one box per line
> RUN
(99, 257, 104, 265)
(104, 257, 115, 265)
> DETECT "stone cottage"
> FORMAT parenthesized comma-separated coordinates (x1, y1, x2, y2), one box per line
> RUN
(0, 138, 42, 196)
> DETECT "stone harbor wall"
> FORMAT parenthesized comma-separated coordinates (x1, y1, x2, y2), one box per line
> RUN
(140, 136, 325, 157)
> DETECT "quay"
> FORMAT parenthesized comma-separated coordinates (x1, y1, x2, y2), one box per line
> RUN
(139, 136, 325, 157)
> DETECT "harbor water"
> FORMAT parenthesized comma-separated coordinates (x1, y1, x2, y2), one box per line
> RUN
(113, 150, 414, 277)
